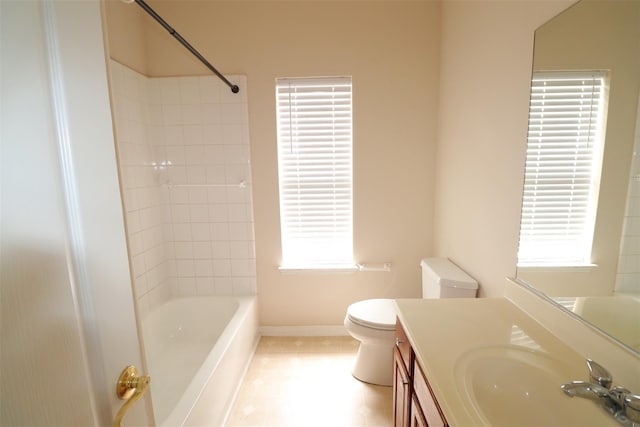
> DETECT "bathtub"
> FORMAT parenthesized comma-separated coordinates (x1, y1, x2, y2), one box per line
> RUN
(142, 296, 259, 427)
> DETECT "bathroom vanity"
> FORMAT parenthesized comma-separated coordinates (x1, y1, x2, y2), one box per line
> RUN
(394, 319, 447, 427)
(392, 297, 625, 426)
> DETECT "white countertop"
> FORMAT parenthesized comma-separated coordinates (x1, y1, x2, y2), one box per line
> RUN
(394, 298, 619, 426)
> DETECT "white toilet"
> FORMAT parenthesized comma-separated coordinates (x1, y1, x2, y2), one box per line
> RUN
(343, 257, 478, 386)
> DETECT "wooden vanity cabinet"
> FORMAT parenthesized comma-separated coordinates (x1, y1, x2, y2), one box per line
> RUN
(394, 319, 448, 427)
(393, 319, 412, 427)
(393, 346, 411, 427)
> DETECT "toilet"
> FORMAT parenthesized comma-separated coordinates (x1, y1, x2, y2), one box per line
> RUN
(343, 257, 478, 386)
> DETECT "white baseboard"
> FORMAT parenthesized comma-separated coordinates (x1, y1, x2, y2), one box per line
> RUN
(259, 325, 348, 336)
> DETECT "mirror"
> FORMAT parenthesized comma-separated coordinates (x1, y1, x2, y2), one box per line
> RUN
(516, 0, 640, 353)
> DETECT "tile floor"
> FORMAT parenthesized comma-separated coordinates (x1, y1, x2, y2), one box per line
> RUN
(226, 336, 393, 427)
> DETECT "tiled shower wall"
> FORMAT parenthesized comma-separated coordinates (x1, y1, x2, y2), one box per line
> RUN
(109, 61, 256, 315)
(615, 97, 640, 294)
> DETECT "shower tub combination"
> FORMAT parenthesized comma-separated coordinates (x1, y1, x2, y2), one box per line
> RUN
(142, 296, 259, 426)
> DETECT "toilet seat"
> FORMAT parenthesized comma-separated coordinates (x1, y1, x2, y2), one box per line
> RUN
(346, 299, 396, 331)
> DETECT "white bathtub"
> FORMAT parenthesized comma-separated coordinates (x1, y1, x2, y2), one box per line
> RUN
(142, 296, 259, 427)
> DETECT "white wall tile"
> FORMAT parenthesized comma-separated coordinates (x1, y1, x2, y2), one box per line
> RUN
(231, 259, 254, 277)
(127, 211, 141, 234)
(183, 125, 204, 145)
(203, 124, 223, 143)
(196, 278, 215, 295)
(164, 126, 184, 146)
(212, 241, 230, 259)
(615, 104, 640, 293)
(209, 205, 228, 223)
(227, 204, 250, 222)
(112, 65, 256, 299)
(227, 187, 252, 204)
(199, 76, 222, 103)
(172, 223, 193, 241)
(166, 146, 186, 165)
(191, 223, 210, 241)
(185, 145, 207, 165)
(168, 165, 188, 184)
(194, 260, 213, 277)
(230, 241, 251, 259)
(232, 277, 256, 296)
(179, 78, 200, 104)
(186, 166, 206, 184)
(193, 241, 212, 259)
(211, 223, 230, 241)
(224, 165, 251, 184)
(147, 281, 171, 312)
(190, 205, 209, 223)
(207, 187, 228, 203)
(170, 187, 190, 204)
(160, 79, 181, 104)
(174, 241, 194, 259)
(206, 166, 226, 184)
(229, 222, 250, 241)
(235, 281, 251, 296)
(171, 205, 190, 223)
(221, 104, 244, 124)
(188, 188, 208, 204)
(134, 275, 149, 299)
(177, 260, 195, 277)
(178, 277, 197, 295)
(181, 105, 202, 125)
(202, 104, 222, 125)
(222, 125, 243, 145)
(213, 259, 232, 277)
(162, 104, 182, 126)
(214, 278, 234, 295)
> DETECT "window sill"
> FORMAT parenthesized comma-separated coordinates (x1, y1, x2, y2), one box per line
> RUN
(278, 264, 358, 274)
(517, 263, 598, 273)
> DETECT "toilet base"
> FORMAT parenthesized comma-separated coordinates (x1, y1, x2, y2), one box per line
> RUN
(351, 341, 394, 386)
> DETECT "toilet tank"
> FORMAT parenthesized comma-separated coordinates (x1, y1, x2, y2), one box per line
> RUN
(420, 258, 478, 299)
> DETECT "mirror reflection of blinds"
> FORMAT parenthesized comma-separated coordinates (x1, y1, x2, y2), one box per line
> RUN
(275, 77, 353, 267)
(518, 71, 607, 266)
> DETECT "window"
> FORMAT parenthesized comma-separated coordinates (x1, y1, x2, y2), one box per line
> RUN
(275, 77, 353, 269)
(518, 71, 608, 267)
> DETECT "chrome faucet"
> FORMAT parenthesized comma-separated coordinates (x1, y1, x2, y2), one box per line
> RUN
(561, 359, 640, 426)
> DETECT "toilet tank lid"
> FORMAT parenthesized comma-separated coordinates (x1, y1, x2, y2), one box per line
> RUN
(420, 258, 478, 289)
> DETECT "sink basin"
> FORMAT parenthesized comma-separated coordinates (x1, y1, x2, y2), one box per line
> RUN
(454, 346, 613, 426)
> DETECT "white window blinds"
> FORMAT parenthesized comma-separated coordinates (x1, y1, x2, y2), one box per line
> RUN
(276, 77, 353, 268)
(518, 71, 607, 266)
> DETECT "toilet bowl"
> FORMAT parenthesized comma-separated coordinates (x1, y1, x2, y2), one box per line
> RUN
(344, 258, 478, 386)
(344, 299, 396, 386)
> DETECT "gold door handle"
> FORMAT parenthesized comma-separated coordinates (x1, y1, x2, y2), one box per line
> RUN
(113, 365, 151, 427)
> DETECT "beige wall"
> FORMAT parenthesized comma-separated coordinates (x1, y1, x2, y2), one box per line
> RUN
(104, 0, 590, 323)
(518, 0, 640, 296)
(433, 0, 574, 297)
(105, 0, 440, 326)
(103, 0, 148, 75)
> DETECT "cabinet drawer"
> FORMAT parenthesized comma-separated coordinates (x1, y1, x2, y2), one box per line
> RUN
(413, 361, 447, 427)
(395, 318, 411, 370)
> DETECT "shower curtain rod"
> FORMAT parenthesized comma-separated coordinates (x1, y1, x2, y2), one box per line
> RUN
(130, 0, 239, 94)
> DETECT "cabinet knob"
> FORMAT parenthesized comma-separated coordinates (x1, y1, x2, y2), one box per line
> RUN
(395, 337, 405, 347)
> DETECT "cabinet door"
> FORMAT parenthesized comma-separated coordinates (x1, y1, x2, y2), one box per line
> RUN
(413, 361, 447, 427)
(410, 395, 428, 427)
(395, 318, 412, 367)
(393, 348, 411, 427)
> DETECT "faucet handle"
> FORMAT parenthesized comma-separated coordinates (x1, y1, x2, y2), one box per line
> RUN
(610, 386, 631, 406)
(625, 394, 640, 423)
(586, 359, 612, 389)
